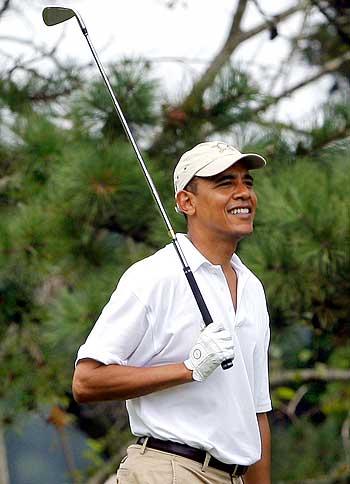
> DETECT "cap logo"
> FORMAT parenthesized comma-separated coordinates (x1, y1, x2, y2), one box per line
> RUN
(215, 142, 236, 153)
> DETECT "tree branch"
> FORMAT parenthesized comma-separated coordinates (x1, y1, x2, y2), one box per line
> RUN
(266, 5, 311, 99)
(148, 2, 304, 154)
(255, 117, 311, 135)
(240, 3, 303, 44)
(0, 422, 10, 484)
(270, 367, 350, 388)
(182, 2, 302, 110)
(253, 51, 350, 115)
(181, 0, 248, 110)
(28, 86, 80, 103)
(0, 0, 10, 19)
(311, 0, 350, 47)
(280, 384, 309, 422)
(308, 127, 350, 153)
(0, 35, 34, 46)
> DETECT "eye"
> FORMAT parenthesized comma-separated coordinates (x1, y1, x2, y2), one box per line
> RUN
(215, 178, 233, 187)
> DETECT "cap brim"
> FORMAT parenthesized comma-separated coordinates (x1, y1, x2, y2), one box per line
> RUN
(196, 153, 266, 177)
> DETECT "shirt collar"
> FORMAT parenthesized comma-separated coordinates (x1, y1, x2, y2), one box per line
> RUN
(175, 233, 209, 272)
(175, 233, 250, 277)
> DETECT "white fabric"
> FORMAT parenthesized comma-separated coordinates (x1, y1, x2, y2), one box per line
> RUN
(184, 321, 235, 381)
(76, 234, 272, 466)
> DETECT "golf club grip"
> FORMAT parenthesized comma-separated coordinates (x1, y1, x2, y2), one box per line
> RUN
(183, 267, 233, 370)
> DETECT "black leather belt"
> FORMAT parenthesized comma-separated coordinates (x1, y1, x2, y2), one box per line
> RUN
(137, 437, 248, 477)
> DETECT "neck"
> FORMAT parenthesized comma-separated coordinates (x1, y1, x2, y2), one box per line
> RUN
(187, 229, 237, 269)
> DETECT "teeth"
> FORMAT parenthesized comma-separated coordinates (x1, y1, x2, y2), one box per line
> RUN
(230, 208, 250, 215)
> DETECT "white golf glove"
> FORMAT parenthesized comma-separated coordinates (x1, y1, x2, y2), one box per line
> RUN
(184, 322, 235, 381)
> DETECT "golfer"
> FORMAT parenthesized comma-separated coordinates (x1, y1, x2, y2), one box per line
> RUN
(73, 141, 272, 483)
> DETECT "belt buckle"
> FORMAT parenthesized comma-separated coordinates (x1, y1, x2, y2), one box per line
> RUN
(231, 464, 239, 477)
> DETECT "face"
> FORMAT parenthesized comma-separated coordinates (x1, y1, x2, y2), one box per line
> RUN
(178, 161, 258, 243)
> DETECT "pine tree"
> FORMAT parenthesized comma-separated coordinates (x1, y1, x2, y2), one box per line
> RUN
(1, 1, 350, 482)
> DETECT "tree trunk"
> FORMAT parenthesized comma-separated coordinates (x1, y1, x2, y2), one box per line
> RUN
(0, 423, 10, 484)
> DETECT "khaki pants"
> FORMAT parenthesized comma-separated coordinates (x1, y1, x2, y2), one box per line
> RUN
(115, 444, 244, 484)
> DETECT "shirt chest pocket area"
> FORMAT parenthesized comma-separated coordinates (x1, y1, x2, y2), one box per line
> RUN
(151, 302, 203, 365)
(234, 314, 258, 360)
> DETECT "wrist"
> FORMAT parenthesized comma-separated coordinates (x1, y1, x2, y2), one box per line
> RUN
(182, 362, 194, 382)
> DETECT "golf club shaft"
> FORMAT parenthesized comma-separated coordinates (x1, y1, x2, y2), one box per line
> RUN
(84, 35, 174, 236)
(45, 8, 232, 370)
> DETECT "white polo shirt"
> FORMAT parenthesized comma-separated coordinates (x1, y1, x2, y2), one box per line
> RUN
(76, 234, 271, 466)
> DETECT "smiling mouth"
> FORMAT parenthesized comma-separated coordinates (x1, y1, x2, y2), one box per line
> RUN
(228, 207, 251, 215)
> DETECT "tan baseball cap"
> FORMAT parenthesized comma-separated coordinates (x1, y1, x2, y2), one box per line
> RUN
(174, 141, 266, 195)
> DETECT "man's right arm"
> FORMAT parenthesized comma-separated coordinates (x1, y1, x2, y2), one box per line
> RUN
(72, 359, 193, 403)
(72, 321, 234, 403)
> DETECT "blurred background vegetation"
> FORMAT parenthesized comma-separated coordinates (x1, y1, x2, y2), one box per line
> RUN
(0, 0, 349, 483)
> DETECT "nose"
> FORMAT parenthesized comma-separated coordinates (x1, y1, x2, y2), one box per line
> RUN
(233, 180, 250, 200)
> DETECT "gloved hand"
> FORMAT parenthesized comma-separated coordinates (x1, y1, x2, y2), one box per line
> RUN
(184, 322, 235, 381)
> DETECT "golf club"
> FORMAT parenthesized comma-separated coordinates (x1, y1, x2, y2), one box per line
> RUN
(42, 6, 233, 371)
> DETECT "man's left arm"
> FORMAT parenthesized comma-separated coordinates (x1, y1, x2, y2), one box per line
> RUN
(243, 412, 271, 484)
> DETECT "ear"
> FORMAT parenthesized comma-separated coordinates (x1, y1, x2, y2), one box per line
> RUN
(176, 190, 196, 216)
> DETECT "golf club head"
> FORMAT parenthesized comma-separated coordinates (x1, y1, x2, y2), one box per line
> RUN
(43, 6, 87, 32)
(42, 6, 75, 26)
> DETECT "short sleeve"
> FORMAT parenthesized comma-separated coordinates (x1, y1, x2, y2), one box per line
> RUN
(254, 305, 272, 413)
(76, 273, 153, 366)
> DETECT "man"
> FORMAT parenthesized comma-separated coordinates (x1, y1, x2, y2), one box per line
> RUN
(73, 141, 272, 484)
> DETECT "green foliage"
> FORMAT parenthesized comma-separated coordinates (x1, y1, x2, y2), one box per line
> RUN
(149, 63, 265, 162)
(70, 59, 159, 140)
(50, 141, 158, 237)
(204, 65, 262, 131)
(272, 417, 344, 481)
(297, 100, 350, 154)
(0, 66, 80, 114)
(321, 346, 350, 416)
(0, 51, 349, 482)
(241, 153, 349, 332)
(301, 13, 350, 82)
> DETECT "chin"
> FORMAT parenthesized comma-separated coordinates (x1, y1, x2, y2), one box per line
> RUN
(232, 226, 254, 240)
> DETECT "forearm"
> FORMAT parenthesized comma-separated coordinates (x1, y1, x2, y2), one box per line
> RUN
(72, 358, 193, 403)
(243, 412, 271, 484)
